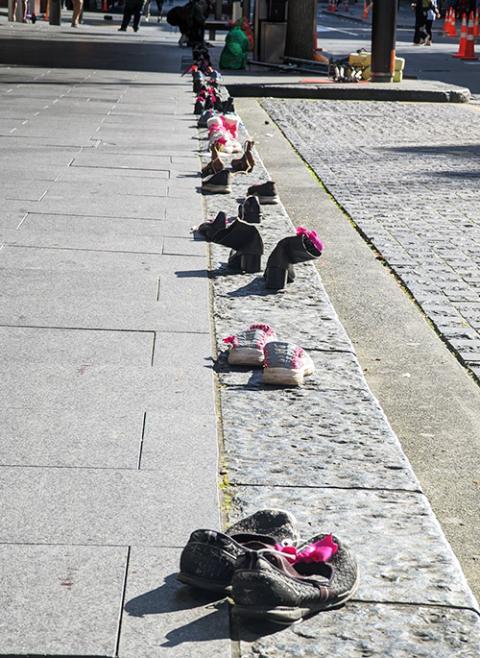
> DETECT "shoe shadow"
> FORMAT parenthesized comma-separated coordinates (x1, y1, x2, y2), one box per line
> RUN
(175, 269, 210, 279)
(124, 573, 222, 618)
(227, 277, 279, 298)
(161, 604, 231, 647)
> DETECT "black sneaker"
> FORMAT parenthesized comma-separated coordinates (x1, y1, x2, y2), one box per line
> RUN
(201, 169, 232, 194)
(231, 533, 359, 624)
(178, 510, 299, 593)
(246, 181, 279, 205)
(238, 196, 261, 224)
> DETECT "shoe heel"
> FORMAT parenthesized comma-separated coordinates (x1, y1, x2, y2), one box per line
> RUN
(241, 253, 262, 273)
(265, 266, 288, 290)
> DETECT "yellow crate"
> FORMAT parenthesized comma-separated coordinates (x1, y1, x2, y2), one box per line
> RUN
(349, 53, 405, 73)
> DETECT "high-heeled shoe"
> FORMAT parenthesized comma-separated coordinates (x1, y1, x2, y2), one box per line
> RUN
(231, 140, 255, 174)
(264, 227, 324, 290)
(213, 219, 264, 273)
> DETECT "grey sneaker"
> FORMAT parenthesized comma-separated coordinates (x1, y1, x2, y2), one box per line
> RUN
(263, 341, 315, 386)
(223, 323, 277, 366)
(177, 510, 299, 593)
(202, 169, 232, 194)
(231, 533, 359, 624)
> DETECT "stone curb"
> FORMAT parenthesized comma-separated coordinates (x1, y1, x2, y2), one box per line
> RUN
(225, 82, 471, 103)
(198, 115, 480, 653)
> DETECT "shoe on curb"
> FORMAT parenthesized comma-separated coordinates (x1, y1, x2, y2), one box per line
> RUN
(201, 144, 224, 178)
(238, 196, 261, 224)
(202, 169, 232, 194)
(264, 227, 324, 291)
(223, 323, 276, 366)
(177, 509, 299, 593)
(263, 341, 314, 386)
(231, 140, 255, 174)
(231, 533, 359, 624)
(194, 211, 228, 242)
(213, 219, 263, 273)
(247, 180, 279, 205)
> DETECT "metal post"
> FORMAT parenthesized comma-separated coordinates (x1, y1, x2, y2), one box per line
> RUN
(215, 0, 222, 19)
(49, 0, 60, 24)
(370, 0, 397, 82)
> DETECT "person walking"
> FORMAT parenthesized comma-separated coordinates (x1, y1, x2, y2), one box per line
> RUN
(411, 0, 427, 44)
(71, 0, 83, 26)
(118, 0, 144, 31)
(424, 0, 440, 45)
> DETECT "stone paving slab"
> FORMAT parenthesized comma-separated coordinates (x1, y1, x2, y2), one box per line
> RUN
(0, 544, 127, 657)
(236, 603, 480, 658)
(121, 547, 230, 658)
(0, 466, 217, 546)
(230, 485, 477, 610)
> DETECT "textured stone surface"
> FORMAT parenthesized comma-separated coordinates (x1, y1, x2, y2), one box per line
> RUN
(262, 99, 480, 383)
(236, 603, 480, 658)
(121, 547, 230, 658)
(229, 485, 477, 610)
(0, 544, 127, 656)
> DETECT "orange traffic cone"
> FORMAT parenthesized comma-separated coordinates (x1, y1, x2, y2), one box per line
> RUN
(363, 0, 369, 19)
(474, 9, 479, 38)
(102, 0, 108, 11)
(450, 7, 457, 36)
(443, 6, 451, 34)
(461, 13, 478, 60)
(453, 13, 467, 57)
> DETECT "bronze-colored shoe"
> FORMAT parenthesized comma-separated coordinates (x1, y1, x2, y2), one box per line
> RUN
(201, 145, 224, 178)
(231, 140, 255, 174)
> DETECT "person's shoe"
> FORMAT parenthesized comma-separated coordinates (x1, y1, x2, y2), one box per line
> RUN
(231, 533, 358, 623)
(222, 97, 236, 114)
(213, 218, 263, 273)
(238, 196, 261, 224)
(223, 323, 277, 366)
(194, 98, 206, 115)
(195, 211, 228, 242)
(262, 341, 314, 386)
(197, 108, 216, 129)
(247, 181, 279, 205)
(264, 227, 324, 290)
(201, 144, 224, 178)
(178, 509, 299, 593)
(133, 26, 139, 31)
(231, 140, 255, 174)
(201, 169, 232, 194)
(118, 26, 127, 30)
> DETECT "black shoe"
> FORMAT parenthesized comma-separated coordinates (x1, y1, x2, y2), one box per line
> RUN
(213, 218, 263, 273)
(264, 228, 323, 290)
(238, 196, 261, 224)
(195, 211, 228, 242)
(178, 509, 299, 593)
(133, 26, 139, 31)
(222, 97, 236, 114)
(201, 169, 232, 194)
(194, 98, 205, 115)
(197, 109, 215, 129)
(247, 180, 279, 205)
(118, 26, 127, 31)
(231, 533, 359, 624)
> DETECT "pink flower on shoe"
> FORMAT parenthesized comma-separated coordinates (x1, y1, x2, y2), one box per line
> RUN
(275, 534, 338, 565)
(296, 226, 324, 254)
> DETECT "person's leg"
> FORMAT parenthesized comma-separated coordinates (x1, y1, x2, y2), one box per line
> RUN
(119, 0, 133, 28)
(425, 19, 433, 43)
(72, 0, 81, 25)
(132, 0, 143, 30)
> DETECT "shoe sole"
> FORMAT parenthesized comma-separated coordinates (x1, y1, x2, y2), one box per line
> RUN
(202, 184, 232, 194)
(263, 357, 315, 387)
(257, 195, 280, 205)
(177, 571, 230, 594)
(231, 573, 360, 624)
(228, 347, 264, 366)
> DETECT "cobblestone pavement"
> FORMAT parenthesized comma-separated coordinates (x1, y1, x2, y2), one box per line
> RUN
(263, 99, 480, 382)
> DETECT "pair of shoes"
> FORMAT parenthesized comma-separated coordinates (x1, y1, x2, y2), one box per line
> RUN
(224, 324, 314, 385)
(178, 509, 359, 624)
(264, 227, 324, 290)
(194, 196, 260, 242)
(231, 140, 255, 174)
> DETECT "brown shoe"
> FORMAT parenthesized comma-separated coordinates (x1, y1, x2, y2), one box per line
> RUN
(231, 140, 255, 174)
(201, 144, 224, 178)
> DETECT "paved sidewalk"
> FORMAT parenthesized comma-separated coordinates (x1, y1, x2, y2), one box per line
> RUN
(0, 20, 228, 657)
